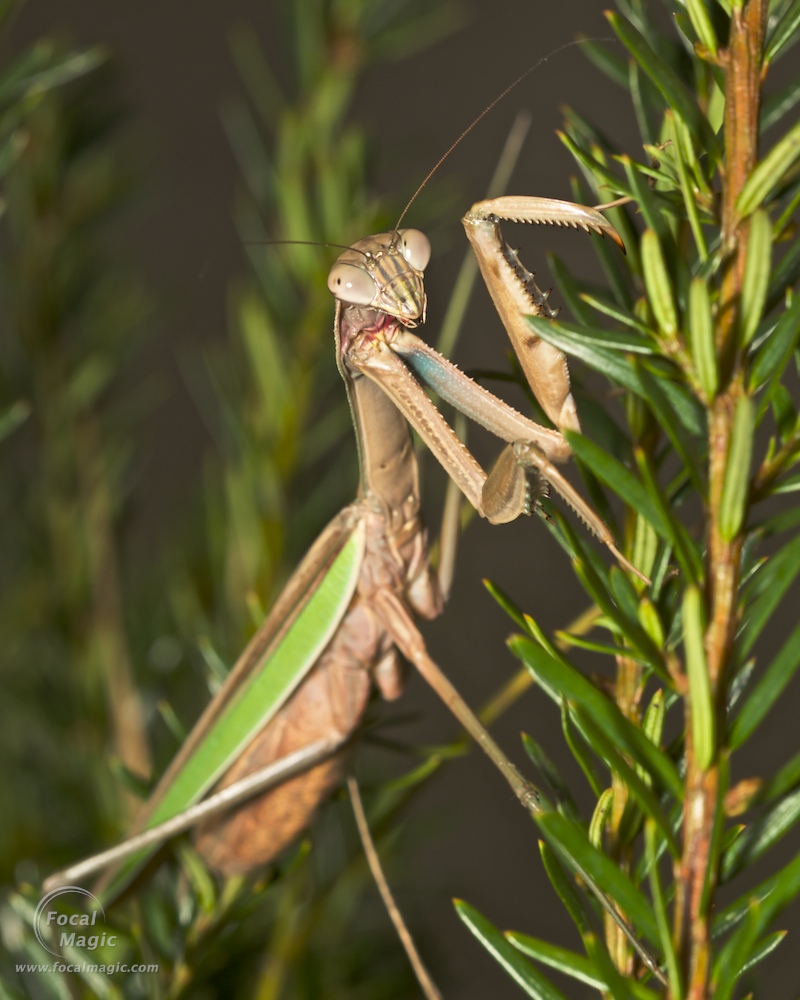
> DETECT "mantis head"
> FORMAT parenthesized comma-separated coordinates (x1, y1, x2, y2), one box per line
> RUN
(327, 229, 430, 327)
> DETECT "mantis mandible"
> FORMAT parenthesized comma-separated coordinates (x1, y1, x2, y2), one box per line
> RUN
(46, 170, 637, 898)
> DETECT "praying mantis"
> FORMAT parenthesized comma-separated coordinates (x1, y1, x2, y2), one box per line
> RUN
(45, 173, 639, 898)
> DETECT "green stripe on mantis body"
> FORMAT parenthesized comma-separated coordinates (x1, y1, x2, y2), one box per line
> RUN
(103, 519, 367, 895)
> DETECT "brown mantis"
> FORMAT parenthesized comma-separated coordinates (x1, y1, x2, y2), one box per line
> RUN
(45, 181, 640, 900)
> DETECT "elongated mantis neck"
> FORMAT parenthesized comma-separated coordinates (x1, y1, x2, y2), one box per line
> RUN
(336, 301, 422, 527)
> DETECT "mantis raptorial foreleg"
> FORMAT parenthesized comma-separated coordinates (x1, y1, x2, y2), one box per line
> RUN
(338, 198, 642, 577)
(462, 195, 625, 432)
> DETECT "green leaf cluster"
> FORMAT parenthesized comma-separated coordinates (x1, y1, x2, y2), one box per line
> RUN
(457, 1, 800, 996)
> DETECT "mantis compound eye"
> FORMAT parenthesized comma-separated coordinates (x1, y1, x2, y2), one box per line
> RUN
(397, 229, 431, 271)
(327, 263, 377, 305)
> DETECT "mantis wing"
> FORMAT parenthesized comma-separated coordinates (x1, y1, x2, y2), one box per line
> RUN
(100, 509, 367, 897)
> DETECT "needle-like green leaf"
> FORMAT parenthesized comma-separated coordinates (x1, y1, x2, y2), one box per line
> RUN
(562, 700, 605, 798)
(578, 580, 666, 678)
(606, 11, 720, 158)
(712, 904, 761, 1000)
(638, 598, 666, 650)
(640, 688, 667, 781)
(534, 809, 661, 944)
(588, 788, 614, 848)
(547, 253, 596, 325)
(685, 0, 719, 55)
(766, 234, 800, 310)
(718, 395, 754, 541)
(641, 228, 679, 340)
(730, 619, 800, 748)
(764, 0, 800, 64)
(714, 849, 800, 938)
(537, 840, 593, 939)
(576, 708, 680, 856)
(739, 210, 772, 347)
(737, 118, 800, 216)
(688, 276, 718, 398)
(635, 447, 704, 584)
(526, 315, 642, 390)
(634, 359, 706, 495)
(762, 748, 800, 802)
(739, 931, 787, 976)
(750, 289, 800, 396)
(562, 431, 659, 528)
(482, 579, 531, 633)
(509, 634, 682, 800)
(585, 933, 637, 1000)
(721, 786, 800, 880)
(761, 74, 800, 131)
(506, 934, 607, 992)
(580, 37, 630, 88)
(454, 900, 569, 1000)
(683, 585, 715, 771)
(557, 128, 632, 199)
(740, 530, 800, 656)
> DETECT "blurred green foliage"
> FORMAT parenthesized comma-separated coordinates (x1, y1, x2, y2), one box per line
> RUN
(0, 29, 153, 875)
(0, 1, 462, 996)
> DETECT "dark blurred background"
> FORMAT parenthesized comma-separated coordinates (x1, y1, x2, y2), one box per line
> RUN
(4, 1, 799, 997)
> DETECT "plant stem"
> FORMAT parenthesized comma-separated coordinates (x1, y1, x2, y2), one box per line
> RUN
(677, 3, 768, 996)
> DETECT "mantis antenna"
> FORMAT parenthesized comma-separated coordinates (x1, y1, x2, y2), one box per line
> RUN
(392, 38, 614, 234)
